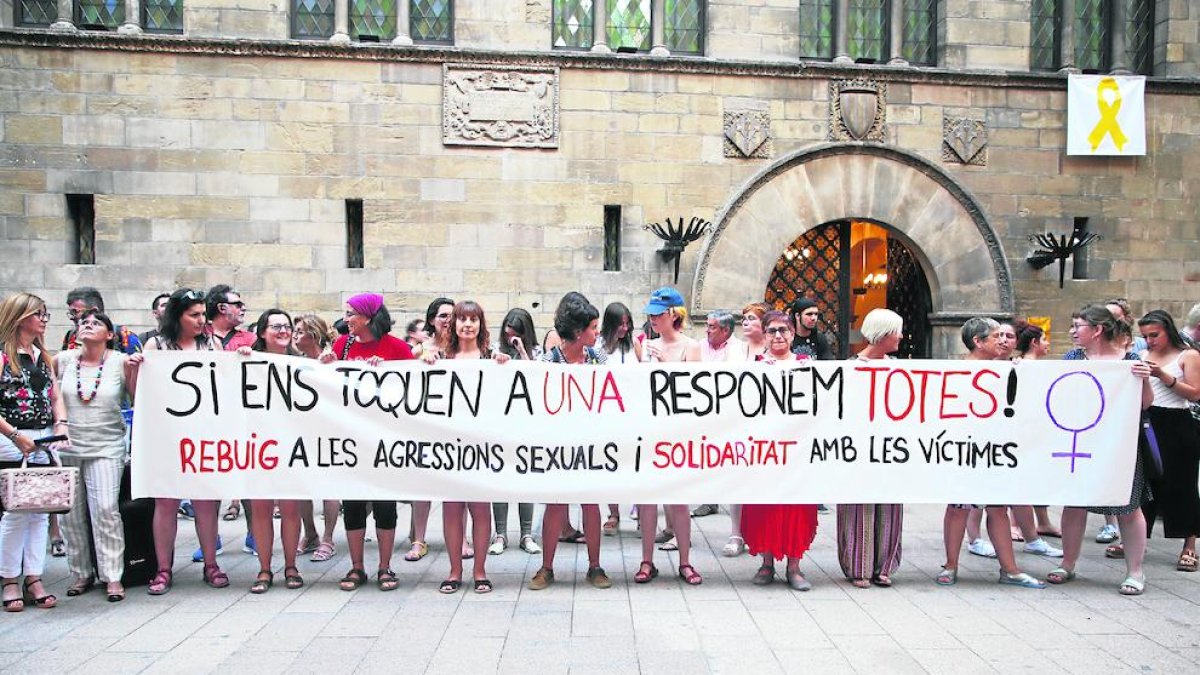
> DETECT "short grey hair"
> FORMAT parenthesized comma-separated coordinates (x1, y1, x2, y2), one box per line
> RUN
(1185, 302, 1200, 329)
(707, 310, 735, 332)
(960, 316, 999, 351)
(860, 308, 903, 345)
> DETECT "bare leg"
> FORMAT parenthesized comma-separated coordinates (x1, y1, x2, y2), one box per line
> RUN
(966, 507, 984, 542)
(346, 529, 366, 570)
(985, 506, 1021, 575)
(1059, 507, 1087, 571)
(467, 502, 491, 580)
(1035, 506, 1061, 537)
(582, 504, 602, 567)
(322, 500, 339, 543)
(376, 526, 396, 570)
(670, 504, 691, 567)
(280, 500, 302, 570)
(638, 505, 658, 563)
(153, 498, 181, 570)
(443, 502, 466, 581)
(1012, 506, 1039, 541)
(540, 504, 566, 570)
(943, 506, 968, 570)
(411, 501, 430, 544)
(1117, 509, 1146, 580)
(249, 499, 275, 573)
(192, 500, 221, 566)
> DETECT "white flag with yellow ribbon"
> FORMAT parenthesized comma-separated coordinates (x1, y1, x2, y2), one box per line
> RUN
(1067, 75, 1145, 156)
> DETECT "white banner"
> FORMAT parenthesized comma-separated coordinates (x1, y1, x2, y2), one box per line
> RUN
(131, 352, 1143, 505)
(1067, 74, 1146, 156)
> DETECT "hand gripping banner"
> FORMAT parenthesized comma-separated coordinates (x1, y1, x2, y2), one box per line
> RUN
(132, 352, 1143, 505)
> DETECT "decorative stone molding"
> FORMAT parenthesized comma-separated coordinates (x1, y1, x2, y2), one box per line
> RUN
(723, 110, 772, 158)
(443, 64, 559, 148)
(829, 78, 886, 143)
(942, 117, 988, 165)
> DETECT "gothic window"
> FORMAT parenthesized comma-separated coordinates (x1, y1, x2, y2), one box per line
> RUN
(846, 0, 886, 62)
(1029, 0, 1155, 74)
(608, 0, 651, 51)
(350, 0, 397, 41)
(16, 0, 57, 25)
(293, 0, 335, 38)
(143, 0, 184, 33)
(901, 0, 937, 64)
(664, 0, 704, 54)
(411, 0, 453, 43)
(798, 0, 835, 59)
(799, 0, 938, 65)
(1073, 0, 1109, 71)
(76, 0, 125, 29)
(551, 0, 704, 54)
(553, 0, 595, 49)
(1126, 0, 1154, 75)
(1030, 0, 1060, 70)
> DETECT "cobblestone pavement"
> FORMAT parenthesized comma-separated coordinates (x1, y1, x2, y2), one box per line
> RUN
(1, 504, 1198, 674)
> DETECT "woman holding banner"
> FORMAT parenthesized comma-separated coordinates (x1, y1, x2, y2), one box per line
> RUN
(321, 293, 413, 592)
(739, 311, 819, 591)
(406, 297, 454, 562)
(637, 287, 703, 586)
(528, 294, 611, 591)
(937, 317, 1045, 589)
(237, 309, 305, 593)
(489, 308, 541, 556)
(596, 302, 640, 537)
(1135, 310, 1200, 573)
(292, 313, 342, 563)
(438, 300, 503, 594)
(1048, 306, 1154, 594)
(838, 308, 904, 589)
(144, 288, 226, 594)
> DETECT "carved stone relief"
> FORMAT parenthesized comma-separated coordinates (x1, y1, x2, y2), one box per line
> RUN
(828, 78, 887, 143)
(942, 116, 988, 165)
(723, 109, 773, 158)
(443, 64, 559, 148)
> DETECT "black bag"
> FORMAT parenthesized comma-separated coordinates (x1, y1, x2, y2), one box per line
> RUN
(119, 464, 157, 587)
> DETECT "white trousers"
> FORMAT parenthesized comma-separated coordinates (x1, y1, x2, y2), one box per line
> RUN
(59, 456, 126, 582)
(0, 509, 49, 578)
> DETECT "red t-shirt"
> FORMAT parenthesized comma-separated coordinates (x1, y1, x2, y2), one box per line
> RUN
(332, 334, 414, 362)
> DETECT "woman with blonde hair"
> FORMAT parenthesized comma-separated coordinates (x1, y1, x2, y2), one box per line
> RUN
(292, 312, 341, 562)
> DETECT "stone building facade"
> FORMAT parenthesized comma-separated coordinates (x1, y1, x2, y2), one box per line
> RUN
(1, 0, 1198, 356)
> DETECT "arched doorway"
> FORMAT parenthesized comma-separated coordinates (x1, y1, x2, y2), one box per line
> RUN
(764, 220, 932, 358)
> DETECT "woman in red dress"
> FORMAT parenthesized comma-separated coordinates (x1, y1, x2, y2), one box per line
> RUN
(740, 311, 819, 591)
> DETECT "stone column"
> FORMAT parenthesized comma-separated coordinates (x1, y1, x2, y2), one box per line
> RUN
(833, 0, 852, 63)
(1108, 0, 1129, 73)
(649, 0, 669, 55)
(118, 0, 142, 34)
(331, 0, 351, 44)
(1057, 0, 1076, 72)
(393, 0, 413, 45)
(887, 0, 906, 65)
(50, 0, 76, 31)
(591, 0, 610, 53)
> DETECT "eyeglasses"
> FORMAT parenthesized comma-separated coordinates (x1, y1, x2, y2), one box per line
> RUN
(33, 311, 50, 321)
(222, 300, 245, 309)
(266, 323, 292, 332)
(765, 327, 791, 336)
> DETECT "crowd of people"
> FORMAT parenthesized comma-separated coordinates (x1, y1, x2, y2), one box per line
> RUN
(1, 283, 1198, 610)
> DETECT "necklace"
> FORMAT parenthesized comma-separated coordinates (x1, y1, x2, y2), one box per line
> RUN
(76, 351, 107, 404)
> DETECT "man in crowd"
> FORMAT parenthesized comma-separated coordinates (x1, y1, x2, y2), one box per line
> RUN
(790, 297, 834, 360)
(205, 284, 256, 351)
(139, 293, 170, 345)
(63, 286, 142, 354)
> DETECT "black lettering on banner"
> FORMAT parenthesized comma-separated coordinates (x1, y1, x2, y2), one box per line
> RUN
(289, 437, 310, 467)
(167, 361, 211, 417)
(505, 371, 533, 415)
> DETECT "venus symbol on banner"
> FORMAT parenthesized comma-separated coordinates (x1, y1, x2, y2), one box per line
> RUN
(1045, 372, 1106, 473)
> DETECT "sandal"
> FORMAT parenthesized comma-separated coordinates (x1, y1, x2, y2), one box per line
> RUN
(935, 567, 957, 586)
(105, 582, 125, 603)
(998, 571, 1046, 589)
(1105, 543, 1125, 559)
(1046, 567, 1076, 584)
(722, 535, 746, 557)
(67, 576, 95, 597)
(473, 578, 493, 594)
(249, 571, 274, 594)
(438, 578, 461, 594)
(850, 578, 871, 589)
(339, 568, 367, 591)
(558, 529, 586, 544)
(602, 515, 619, 536)
(147, 569, 173, 595)
(22, 577, 56, 608)
(752, 565, 776, 586)
(1177, 550, 1198, 572)
(487, 535, 507, 555)
(519, 535, 541, 554)
(678, 564, 703, 586)
(787, 572, 812, 591)
(203, 564, 230, 589)
(634, 561, 658, 584)
(377, 568, 399, 592)
(297, 535, 321, 555)
(870, 575, 892, 588)
(311, 541, 336, 562)
(658, 537, 679, 552)
(50, 538, 66, 557)
(1118, 574, 1145, 596)
(284, 566, 304, 590)
(2, 581, 24, 612)
(222, 501, 241, 521)
(404, 541, 428, 562)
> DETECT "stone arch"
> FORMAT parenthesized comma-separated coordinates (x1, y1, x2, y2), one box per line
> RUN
(690, 143, 1013, 353)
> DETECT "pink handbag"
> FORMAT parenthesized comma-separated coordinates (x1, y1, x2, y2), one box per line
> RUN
(0, 445, 78, 514)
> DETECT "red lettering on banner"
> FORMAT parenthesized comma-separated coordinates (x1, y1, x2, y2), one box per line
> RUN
(543, 371, 626, 415)
(178, 435, 280, 473)
(860, 366, 1004, 422)
(651, 437, 794, 469)
(938, 370, 970, 419)
(884, 369, 915, 421)
(597, 372, 626, 412)
(970, 369, 1000, 418)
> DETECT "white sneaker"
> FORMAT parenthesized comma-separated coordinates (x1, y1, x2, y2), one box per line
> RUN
(968, 538, 997, 558)
(487, 535, 506, 556)
(519, 535, 541, 555)
(1023, 538, 1064, 558)
(1095, 524, 1119, 543)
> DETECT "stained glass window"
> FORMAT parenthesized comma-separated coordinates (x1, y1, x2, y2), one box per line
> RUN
(798, 0, 835, 59)
(1126, 0, 1154, 75)
(76, 0, 125, 29)
(1030, 0, 1060, 70)
(349, 0, 396, 40)
(665, 0, 703, 54)
(292, 0, 335, 38)
(17, 0, 57, 25)
(608, 0, 651, 51)
(553, 0, 594, 48)
(902, 0, 936, 65)
(1074, 0, 1109, 71)
(412, 0, 453, 43)
(143, 0, 184, 33)
(846, 0, 886, 62)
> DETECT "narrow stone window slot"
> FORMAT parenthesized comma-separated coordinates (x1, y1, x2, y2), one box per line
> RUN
(603, 205, 621, 272)
(346, 198, 364, 268)
(66, 194, 95, 265)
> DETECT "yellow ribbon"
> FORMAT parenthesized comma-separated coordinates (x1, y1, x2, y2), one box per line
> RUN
(1087, 77, 1128, 152)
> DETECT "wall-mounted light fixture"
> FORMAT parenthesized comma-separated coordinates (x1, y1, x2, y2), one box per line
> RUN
(1027, 218, 1102, 289)
(644, 216, 712, 284)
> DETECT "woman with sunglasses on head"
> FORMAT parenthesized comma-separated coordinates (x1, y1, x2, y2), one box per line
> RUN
(320, 293, 413, 592)
(292, 313, 342, 563)
(740, 311, 820, 591)
(143, 288, 227, 594)
(488, 308, 541, 556)
(55, 309, 143, 603)
(1136, 310, 1200, 573)
(1047, 306, 1154, 595)
(595, 302, 641, 537)
(438, 301, 506, 594)
(0, 293, 69, 611)
(235, 309, 307, 593)
(405, 297, 454, 562)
